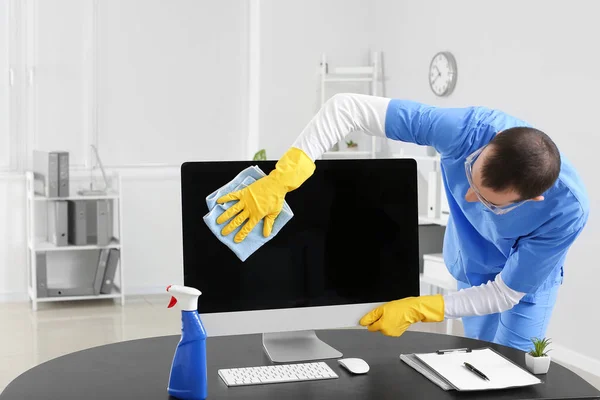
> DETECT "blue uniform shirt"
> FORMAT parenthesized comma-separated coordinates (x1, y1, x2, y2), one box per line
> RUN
(384, 99, 589, 301)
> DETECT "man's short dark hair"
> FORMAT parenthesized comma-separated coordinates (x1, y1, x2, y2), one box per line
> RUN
(481, 126, 561, 201)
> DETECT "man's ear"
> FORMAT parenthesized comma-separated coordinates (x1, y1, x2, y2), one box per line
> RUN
(531, 195, 544, 202)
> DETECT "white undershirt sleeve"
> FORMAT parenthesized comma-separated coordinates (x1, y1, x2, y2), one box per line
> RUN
(443, 274, 525, 319)
(291, 93, 391, 161)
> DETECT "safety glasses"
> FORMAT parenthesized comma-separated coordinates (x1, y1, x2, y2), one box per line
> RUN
(464, 146, 528, 215)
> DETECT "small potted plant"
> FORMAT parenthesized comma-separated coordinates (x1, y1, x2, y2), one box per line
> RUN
(346, 140, 358, 151)
(525, 337, 552, 374)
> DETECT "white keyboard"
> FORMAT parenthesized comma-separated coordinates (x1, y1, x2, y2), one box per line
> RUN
(218, 361, 339, 386)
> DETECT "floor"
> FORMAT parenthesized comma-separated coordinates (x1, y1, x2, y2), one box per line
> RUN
(1, 296, 599, 394)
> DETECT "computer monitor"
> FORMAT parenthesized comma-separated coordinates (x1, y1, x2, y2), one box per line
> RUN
(180, 158, 420, 363)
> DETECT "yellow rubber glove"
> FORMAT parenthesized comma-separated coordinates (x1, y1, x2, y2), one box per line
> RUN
(216, 147, 315, 243)
(359, 295, 445, 337)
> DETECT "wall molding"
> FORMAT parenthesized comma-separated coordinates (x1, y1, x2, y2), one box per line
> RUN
(125, 285, 178, 297)
(0, 291, 29, 303)
(0, 171, 25, 181)
(551, 343, 600, 379)
(0, 285, 174, 303)
(0, 164, 182, 182)
(0, 0, 21, 173)
(24, 0, 36, 171)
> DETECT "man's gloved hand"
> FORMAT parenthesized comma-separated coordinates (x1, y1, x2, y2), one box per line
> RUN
(359, 295, 445, 337)
(216, 147, 315, 243)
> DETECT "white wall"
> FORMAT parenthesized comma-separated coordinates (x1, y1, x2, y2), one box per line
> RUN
(0, 0, 11, 168)
(373, 0, 600, 368)
(97, 0, 248, 166)
(257, 0, 375, 159)
(0, 178, 27, 298)
(0, 0, 249, 298)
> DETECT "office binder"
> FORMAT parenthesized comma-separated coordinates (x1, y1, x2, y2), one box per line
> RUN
(33, 150, 59, 197)
(86, 200, 113, 245)
(57, 151, 69, 197)
(47, 201, 68, 246)
(68, 200, 87, 245)
(427, 170, 441, 218)
(35, 252, 48, 297)
(93, 249, 110, 295)
(100, 249, 120, 294)
(400, 347, 541, 392)
(96, 200, 111, 246)
(440, 185, 450, 223)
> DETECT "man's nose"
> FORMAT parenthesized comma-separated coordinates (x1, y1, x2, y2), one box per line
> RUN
(465, 187, 478, 202)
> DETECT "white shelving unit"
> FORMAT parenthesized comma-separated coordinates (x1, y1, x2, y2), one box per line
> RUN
(418, 216, 448, 227)
(420, 253, 457, 334)
(392, 150, 448, 226)
(319, 51, 381, 159)
(25, 171, 125, 310)
(392, 149, 454, 329)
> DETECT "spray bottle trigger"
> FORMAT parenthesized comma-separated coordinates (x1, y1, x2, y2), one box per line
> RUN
(168, 296, 178, 308)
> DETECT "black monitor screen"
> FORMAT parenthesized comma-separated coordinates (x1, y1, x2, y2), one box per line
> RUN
(181, 158, 420, 314)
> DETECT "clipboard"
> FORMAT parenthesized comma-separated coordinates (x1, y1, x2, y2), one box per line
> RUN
(400, 347, 542, 392)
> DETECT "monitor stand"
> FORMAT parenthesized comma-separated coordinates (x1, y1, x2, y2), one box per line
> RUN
(262, 330, 343, 363)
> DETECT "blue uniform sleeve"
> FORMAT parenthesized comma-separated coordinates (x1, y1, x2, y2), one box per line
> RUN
(500, 218, 586, 294)
(384, 99, 480, 158)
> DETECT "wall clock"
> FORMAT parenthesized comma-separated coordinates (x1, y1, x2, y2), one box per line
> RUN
(429, 51, 457, 97)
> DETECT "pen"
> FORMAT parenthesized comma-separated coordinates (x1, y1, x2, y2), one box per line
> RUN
(464, 362, 489, 381)
(436, 348, 472, 355)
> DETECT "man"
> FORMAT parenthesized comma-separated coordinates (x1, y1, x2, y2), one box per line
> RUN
(215, 93, 589, 352)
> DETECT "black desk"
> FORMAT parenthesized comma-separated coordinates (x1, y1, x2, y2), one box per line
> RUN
(2, 330, 599, 400)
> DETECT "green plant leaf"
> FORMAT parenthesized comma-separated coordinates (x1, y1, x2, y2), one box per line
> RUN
(253, 149, 267, 161)
(529, 337, 552, 357)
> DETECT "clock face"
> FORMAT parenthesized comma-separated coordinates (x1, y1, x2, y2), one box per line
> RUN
(429, 52, 457, 97)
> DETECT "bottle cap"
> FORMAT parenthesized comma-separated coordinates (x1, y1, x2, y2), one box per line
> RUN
(166, 284, 201, 311)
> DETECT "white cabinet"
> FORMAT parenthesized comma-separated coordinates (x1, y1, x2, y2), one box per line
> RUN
(420, 252, 457, 335)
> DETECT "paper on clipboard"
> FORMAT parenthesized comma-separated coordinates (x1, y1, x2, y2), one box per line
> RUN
(400, 354, 454, 391)
(401, 347, 542, 392)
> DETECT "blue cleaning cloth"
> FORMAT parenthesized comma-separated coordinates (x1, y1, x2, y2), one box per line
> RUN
(203, 166, 294, 262)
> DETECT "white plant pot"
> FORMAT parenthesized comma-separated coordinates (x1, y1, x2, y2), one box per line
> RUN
(346, 146, 358, 151)
(525, 353, 551, 374)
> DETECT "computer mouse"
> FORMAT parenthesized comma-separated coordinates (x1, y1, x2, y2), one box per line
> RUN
(338, 358, 369, 374)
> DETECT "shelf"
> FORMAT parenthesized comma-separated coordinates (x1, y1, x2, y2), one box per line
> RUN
(37, 293, 121, 302)
(28, 285, 122, 302)
(30, 238, 121, 252)
(323, 77, 373, 83)
(25, 169, 125, 310)
(28, 286, 122, 302)
(419, 273, 457, 291)
(423, 253, 444, 262)
(31, 191, 120, 201)
(392, 153, 440, 162)
(330, 66, 374, 75)
(418, 216, 448, 226)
